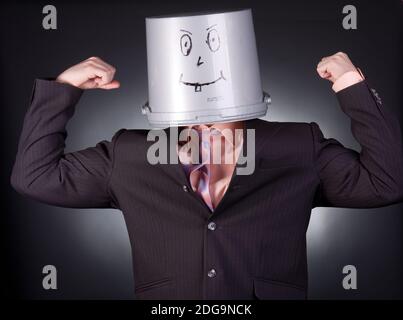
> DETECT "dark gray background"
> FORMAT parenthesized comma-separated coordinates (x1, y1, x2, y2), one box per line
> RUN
(1, 0, 402, 299)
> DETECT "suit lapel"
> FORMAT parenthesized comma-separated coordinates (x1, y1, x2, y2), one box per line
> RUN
(153, 119, 281, 216)
(213, 119, 279, 214)
(154, 127, 214, 214)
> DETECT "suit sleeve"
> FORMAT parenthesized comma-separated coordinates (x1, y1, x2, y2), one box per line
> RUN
(10, 79, 124, 208)
(312, 80, 403, 208)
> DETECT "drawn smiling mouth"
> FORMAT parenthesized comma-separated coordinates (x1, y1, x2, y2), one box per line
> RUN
(179, 70, 226, 92)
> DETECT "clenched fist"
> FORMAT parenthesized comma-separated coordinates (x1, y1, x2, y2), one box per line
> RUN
(56, 57, 120, 90)
(317, 52, 364, 92)
(317, 52, 359, 83)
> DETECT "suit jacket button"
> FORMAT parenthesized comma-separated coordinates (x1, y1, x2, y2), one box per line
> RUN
(208, 222, 217, 231)
(207, 269, 217, 278)
(183, 185, 189, 192)
(371, 88, 382, 104)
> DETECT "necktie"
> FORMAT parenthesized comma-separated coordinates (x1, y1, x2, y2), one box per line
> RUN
(178, 124, 243, 212)
(189, 125, 214, 211)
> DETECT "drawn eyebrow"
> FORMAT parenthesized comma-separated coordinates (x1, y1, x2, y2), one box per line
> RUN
(180, 29, 192, 35)
(206, 24, 217, 31)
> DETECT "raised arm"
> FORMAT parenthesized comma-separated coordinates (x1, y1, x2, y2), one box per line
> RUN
(313, 52, 403, 208)
(10, 57, 123, 208)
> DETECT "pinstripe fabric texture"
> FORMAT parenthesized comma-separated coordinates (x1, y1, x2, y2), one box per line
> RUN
(11, 79, 403, 299)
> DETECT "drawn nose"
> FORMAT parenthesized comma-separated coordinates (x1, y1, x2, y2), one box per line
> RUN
(197, 56, 204, 67)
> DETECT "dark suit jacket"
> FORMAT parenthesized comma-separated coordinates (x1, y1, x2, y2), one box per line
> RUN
(11, 79, 403, 299)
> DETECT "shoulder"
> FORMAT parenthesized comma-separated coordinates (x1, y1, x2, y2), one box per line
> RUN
(247, 119, 319, 161)
(109, 128, 153, 155)
(248, 118, 316, 142)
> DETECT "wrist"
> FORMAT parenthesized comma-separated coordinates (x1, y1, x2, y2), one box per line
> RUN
(332, 69, 364, 93)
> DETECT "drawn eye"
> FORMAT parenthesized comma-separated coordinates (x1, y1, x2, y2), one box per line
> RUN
(206, 29, 220, 52)
(180, 34, 192, 56)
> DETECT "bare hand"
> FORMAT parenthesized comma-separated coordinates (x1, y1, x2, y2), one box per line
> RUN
(56, 57, 120, 90)
(317, 52, 357, 83)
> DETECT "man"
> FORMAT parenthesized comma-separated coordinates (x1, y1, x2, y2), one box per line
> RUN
(10, 9, 403, 300)
(11, 52, 403, 299)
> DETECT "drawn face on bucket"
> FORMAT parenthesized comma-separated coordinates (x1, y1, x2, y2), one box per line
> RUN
(179, 24, 226, 92)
